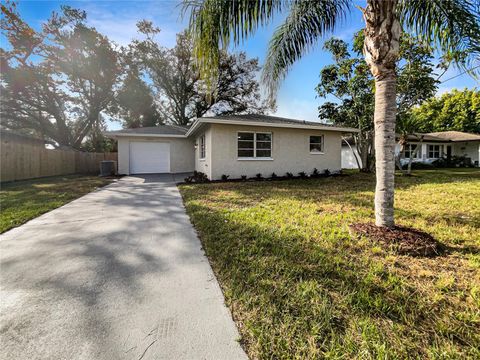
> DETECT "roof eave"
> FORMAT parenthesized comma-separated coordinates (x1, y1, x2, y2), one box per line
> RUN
(185, 118, 359, 136)
(448, 139, 480, 142)
(103, 132, 187, 139)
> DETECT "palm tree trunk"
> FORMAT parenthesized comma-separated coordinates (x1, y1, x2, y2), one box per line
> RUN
(373, 77, 397, 227)
(362, 0, 401, 228)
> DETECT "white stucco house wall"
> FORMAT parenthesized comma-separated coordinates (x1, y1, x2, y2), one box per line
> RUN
(341, 131, 480, 169)
(105, 115, 358, 180)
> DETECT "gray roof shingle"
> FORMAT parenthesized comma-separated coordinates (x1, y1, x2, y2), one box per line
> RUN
(424, 131, 480, 142)
(105, 114, 359, 138)
(344, 131, 480, 145)
(105, 125, 188, 136)
(203, 114, 336, 127)
(405, 131, 480, 142)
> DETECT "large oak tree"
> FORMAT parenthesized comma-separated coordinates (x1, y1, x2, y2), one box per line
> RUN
(131, 23, 271, 126)
(1, 3, 122, 149)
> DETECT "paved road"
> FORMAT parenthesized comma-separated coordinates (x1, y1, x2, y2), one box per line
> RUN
(0, 175, 247, 360)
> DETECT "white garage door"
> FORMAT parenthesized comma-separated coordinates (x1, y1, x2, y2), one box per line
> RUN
(129, 141, 170, 174)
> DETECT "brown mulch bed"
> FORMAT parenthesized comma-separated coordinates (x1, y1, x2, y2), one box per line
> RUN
(350, 223, 444, 257)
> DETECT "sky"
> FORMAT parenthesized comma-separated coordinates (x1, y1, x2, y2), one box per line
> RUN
(8, 0, 480, 130)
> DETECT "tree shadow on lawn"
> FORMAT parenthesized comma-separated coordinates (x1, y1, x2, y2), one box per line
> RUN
(185, 199, 479, 359)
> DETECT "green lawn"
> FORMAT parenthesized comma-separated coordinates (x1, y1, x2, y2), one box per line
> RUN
(0, 175, 112, 233)
(179, 169, 480, 359)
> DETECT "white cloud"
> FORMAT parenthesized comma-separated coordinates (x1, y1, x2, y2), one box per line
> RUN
(78, 1, 183, 47)
(89, 17, 139, 46)
(106, 118, 122, 131)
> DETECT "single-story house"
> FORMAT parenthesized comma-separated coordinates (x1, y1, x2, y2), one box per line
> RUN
(341, 131, 480, 169)
(105, 114, 357, 180)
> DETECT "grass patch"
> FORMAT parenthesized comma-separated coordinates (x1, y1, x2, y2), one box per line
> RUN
(179, 169, 480, 359)
(1, 175, 112, 233)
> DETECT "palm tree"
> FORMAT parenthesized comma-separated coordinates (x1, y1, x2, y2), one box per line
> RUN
(184, 0, 480, 228)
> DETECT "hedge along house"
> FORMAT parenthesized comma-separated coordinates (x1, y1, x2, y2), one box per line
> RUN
(105, 115, 358, 180)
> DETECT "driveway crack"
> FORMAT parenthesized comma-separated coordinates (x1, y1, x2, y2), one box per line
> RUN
(138, 339, 157, 360)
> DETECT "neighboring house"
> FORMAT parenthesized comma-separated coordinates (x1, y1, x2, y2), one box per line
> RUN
(0, 130, 47, 147)
(105, 115, 357, 180)
(341, 131, 480, 169)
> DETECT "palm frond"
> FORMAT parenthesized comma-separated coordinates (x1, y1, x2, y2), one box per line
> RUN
(183, 0, 286, 83)
(262, 0, 351, 101)
(399, 0, 480, 75)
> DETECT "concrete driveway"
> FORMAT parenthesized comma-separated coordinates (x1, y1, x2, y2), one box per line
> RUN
(0, 174, 247, 360)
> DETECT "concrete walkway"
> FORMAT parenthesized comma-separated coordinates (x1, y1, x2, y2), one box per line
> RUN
(0, 175, 247, 360)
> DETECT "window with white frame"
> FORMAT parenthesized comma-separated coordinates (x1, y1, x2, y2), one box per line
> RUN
(237, 132, 272, 158)
(199, 134, 206, 159)
(404, 144, 420, 159)
(309, 135, 324, 153)
(428, 144, 442, 159)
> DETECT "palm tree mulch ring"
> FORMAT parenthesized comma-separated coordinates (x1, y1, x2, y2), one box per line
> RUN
(350, 223, 444, 257)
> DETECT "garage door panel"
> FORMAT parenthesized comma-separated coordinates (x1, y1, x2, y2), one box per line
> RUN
(130, 142, 170, 174)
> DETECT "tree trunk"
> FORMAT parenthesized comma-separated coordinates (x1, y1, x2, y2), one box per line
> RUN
(362, 0, 401, 228)
(395, 140, 407, 175)
(357, 132, 370, 172)
(373, 77, 397, 227)
(407, 153, 413, 175)
(407, 137, 423, 175)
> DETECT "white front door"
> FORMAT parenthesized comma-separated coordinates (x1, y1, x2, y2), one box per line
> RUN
(129, 141, 170, 174)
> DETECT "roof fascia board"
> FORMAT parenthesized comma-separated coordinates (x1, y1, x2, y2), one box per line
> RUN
(104, 133, 187, 138)
(185, 118, 202, 137)
(185, 118, 358, 136)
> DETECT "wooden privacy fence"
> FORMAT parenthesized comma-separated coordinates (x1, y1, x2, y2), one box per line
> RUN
(1, 133, 117, 182)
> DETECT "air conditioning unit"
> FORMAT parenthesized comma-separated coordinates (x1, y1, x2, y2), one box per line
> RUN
(100, 160, 116, 176)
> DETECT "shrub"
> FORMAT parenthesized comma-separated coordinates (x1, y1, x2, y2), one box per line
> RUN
(431, 156, 473, 168)
(286, 172, 294, 179)
(255, 173, 263, 180)
(241, 175, 247, 181)
(403, 155, 475, 171)
(311, 168, 320, 177)
(221, 174, 230, 181)
(270, 172, 278, 179)
(185, 171, 209, 183)
(324, 169, 331, 176)
(298, 171, 308, 179)
(403, 162, 435, 170)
